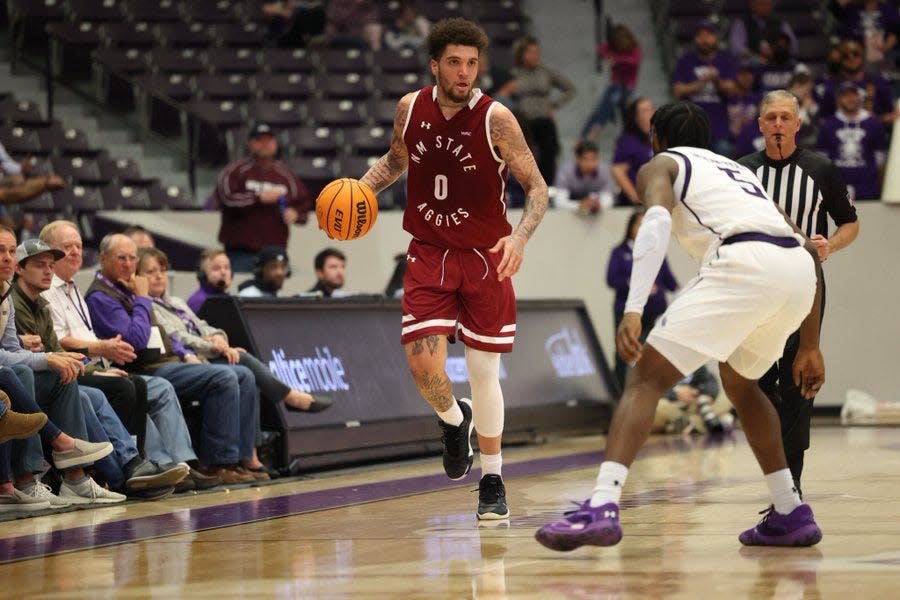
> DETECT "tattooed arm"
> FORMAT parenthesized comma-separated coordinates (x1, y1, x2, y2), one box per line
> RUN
(488, 102, 549, 281)
(359, 93, 412, 194)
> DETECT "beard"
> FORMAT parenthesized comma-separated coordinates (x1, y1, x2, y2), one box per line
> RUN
(211, 278, 229, 292)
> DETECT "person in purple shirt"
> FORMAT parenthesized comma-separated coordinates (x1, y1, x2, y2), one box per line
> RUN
(187, 248, 233, 314)
(728, 62, 762, 141)
(735, 118, 766, 157)
(832, 0, 899, 70)
(84, 233, 262, 485)
(606, 210, 678, 390)
(817, 37, 897, 127)
(755, 33, 806, 93)
(816, 81, 889, 201)
(672, 20, 739, 156)
(611, 97, 654, 207)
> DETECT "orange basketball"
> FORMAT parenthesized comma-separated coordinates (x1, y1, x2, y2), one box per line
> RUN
(315, 178, 378, 241)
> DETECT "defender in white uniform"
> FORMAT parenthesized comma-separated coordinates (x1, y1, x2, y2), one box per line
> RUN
(537, 101, 826, 551)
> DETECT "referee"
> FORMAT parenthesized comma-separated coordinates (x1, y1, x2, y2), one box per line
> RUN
(738, 89, 859, 496)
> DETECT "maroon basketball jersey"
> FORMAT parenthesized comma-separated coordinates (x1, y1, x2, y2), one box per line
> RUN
(402, 86, 511, 249)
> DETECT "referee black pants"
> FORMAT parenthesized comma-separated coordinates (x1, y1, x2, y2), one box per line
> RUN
(758, 281, 826, 490)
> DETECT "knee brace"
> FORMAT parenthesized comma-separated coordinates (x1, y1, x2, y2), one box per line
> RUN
(465, 347, 504, 438)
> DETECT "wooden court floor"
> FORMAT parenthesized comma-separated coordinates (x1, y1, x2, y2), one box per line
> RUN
(0, 426, 898, 598)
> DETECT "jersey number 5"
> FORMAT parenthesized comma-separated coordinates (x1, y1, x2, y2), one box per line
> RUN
(717, 166, 767, 200)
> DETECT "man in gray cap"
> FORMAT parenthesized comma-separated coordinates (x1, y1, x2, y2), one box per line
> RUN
(12, 238, 189, 500)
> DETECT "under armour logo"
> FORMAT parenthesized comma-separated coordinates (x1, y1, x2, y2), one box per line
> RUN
(406, 254, 416, 262)
(420, 121, 431, 129)
(604, 510, 617, 518)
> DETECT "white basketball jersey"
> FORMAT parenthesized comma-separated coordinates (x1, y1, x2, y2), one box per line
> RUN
(661, 147, 800, 264)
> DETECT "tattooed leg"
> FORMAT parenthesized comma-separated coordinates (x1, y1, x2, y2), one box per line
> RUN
(405, 335, 454, 412)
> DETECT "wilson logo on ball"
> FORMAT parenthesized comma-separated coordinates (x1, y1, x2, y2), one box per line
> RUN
(316, 178, 378, 241)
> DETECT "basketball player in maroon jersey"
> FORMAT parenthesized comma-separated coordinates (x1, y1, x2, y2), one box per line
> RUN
(357, 18, 548, 520)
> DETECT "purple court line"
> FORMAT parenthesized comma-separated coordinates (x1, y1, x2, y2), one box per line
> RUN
(0, 435, 736, 564)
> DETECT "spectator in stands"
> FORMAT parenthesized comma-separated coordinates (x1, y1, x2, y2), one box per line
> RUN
(611, 97, 654, 206)
(816, 80, 889, 201)
(672, 20, 739, 157)
(552, 140, 614, 214)
(188, 248, 233, 313)
(322, 0, 383, 50)
(606, 210, 678, 389)
(736, 116, 767, 157)
(238, 246, 289, 298)
(123, 225, 155, 250)
(12, 239, 189, 498)
(477, 50, 514, 108)
(0, 225, 125, 505)
(0, 141, 28, 183)
(85, 233, 259, 485)
(500, 35, 576, 185)
(308, 248, 346, 297)
(652, 365, 733, 435)
(137, 247, 331, 422)
(0, 172, 65, 206)
(832, 0, 899, 73)
(0, 367, 117, 509)
(384, 0, 430, 51)
(580, 22, 642, 141)
(818, 37, 897, 127)
(756, 32, 807, 93)
(729, 0, 799, 65)
(261, 1, 326, 48)
(213, 123, 310, 273)
(729, 61, 762, 142)
(39, 220, 217, 492)
(788, 71, 821, 148)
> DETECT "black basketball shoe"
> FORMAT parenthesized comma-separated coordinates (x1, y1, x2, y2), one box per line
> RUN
(477, 474, 510, 520)
(439, 397, 474, 480)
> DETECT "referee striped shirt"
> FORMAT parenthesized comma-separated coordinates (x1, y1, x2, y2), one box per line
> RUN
(737, 148, 858, 238)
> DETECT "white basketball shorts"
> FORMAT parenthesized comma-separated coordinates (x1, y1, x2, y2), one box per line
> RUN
(646, 242, 815, 380)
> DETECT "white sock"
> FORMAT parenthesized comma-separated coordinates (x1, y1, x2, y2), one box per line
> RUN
(436, 399, 463, 426)
(481, 452, 502, 477)
(765, 468, 802, 514)
(590, 461, 629, 507)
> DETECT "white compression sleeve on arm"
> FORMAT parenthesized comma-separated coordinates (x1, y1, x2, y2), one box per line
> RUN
(624, 205, 672, 315)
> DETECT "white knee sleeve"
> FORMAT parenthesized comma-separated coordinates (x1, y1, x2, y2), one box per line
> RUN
(465, 347, 505, 438)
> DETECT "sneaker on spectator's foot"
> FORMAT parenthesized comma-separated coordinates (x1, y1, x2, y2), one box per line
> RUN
(18, 479, 71, 507)
(535, 500, 623, 551)
(52, 439, 113, 470)
(125, 460, 189, 492)
(477, 474, 510, 520)
(698, 401, 724, 433)
(739, 504, 822, 547)
(439, 398, 474, 480)
(0, 392, 47, 443)
(0, 488, 51, 512)
(59, 477, 126, 504)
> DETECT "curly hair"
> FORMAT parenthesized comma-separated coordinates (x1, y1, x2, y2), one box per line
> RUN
(425, 17, 488, 61)
(650, 101, 710, 149)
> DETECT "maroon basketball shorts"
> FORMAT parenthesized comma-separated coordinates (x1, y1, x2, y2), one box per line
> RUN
(400, 238, 517, 353)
